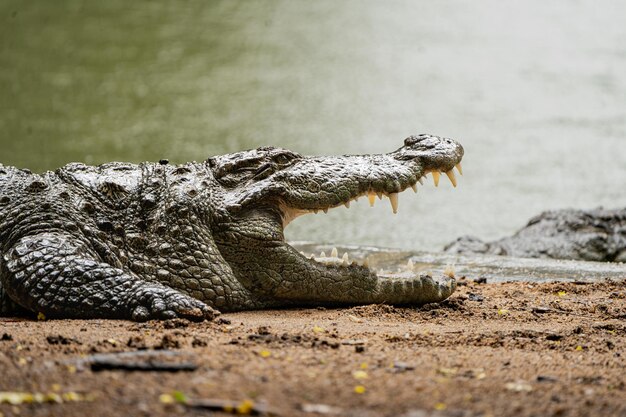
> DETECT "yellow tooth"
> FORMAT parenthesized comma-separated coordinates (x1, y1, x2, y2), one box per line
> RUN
(432, 171, 440, 187)
(344, 201, 351, 208)
(313, 209, 319, 214)
(377, 192, 383, 200)
(368, 192, 376, 207)
(418, 177, 424, 185)
(411, 184, 417, 193)
(323, 207, 329, 214)
(342, 253, 349, 265)
(389, 193, 399, 214)
(445, 170, 457, 187)
(407, 259, 414, 270)
(320, 251, 326, 258)
(331, 247, 338, 258)
(456, 163, 463, 175)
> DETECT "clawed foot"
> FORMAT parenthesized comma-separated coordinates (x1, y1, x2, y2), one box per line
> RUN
(131, 286, 219, 322)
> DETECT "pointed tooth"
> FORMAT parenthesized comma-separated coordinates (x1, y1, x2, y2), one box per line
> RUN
(342, 253, 349, 265)
(314, 209, 319, 214)
(389, 192, 399, 214)
(445, 170, 457, 187)
(411, 183, 417, 193)
(323, 207, 329, 214)
(331, 247, 338, 258)
(456, 163, 463, 175)
(363, 258, 369, 268)
(418, 177, 424, 185)
(407, 259, 414, 270)
(377, 192, 383, 200)
(310, 255, 316, 260)
(432, 171, 440, 187)
(344, 201, 351, 208)
(320, 251, 326, 258)
(368, 192, 376, 207)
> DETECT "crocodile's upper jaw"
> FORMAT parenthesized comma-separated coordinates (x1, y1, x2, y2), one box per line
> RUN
(278, 163, 463, 228)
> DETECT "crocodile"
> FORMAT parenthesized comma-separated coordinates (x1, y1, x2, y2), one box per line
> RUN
(444, 207, 626, 263)
(0, 134, 463, 321)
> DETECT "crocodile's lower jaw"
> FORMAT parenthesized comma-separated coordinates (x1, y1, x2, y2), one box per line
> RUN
(279, 165, 463, 273)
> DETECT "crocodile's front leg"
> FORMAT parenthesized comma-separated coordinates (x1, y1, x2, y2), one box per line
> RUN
(1, 232, 218, 321)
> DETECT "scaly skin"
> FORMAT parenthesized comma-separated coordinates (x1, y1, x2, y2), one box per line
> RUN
(0, 134, 464, 321)
(445, 208, 626, 262)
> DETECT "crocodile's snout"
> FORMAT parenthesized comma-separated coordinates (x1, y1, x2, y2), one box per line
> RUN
(395, 134, 464, 181)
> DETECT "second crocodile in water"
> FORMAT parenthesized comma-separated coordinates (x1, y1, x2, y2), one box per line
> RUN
(0, 134, 464, 321)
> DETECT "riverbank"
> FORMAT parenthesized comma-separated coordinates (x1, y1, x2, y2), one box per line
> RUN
(1, 279, 625, 417)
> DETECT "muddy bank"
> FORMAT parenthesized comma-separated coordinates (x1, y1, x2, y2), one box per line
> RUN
(1, 279, 625, 417)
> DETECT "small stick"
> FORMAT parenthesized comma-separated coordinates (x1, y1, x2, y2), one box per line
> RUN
(79, 350, 198, 373)
(90, 360, 198, 372)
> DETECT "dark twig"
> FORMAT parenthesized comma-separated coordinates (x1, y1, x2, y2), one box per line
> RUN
(78, 350, 198, 372)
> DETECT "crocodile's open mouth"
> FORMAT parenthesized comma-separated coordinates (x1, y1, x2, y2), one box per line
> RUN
(279, 164, 462, 274)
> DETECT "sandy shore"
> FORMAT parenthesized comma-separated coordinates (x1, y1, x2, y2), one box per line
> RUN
(1, 278, 625, 417)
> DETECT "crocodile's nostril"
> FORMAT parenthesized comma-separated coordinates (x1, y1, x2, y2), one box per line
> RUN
(404, 134, 429, 146)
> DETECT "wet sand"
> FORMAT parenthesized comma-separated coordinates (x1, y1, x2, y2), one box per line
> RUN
(1, 279, 625, 417)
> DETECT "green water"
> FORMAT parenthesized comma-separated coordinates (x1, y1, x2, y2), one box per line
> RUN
(2, 1, 626, 250)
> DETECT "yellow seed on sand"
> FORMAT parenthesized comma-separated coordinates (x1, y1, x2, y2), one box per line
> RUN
(354, 385, 366, 394)
(312, 326, 325, 333)
(159, 394, 175, 404)
(435, 403, 447, 411)
(237, 399, 255, 414)
(353, 370, 368, 380)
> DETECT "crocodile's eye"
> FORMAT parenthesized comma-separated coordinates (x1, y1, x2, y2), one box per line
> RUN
(275, 154, 291, 165)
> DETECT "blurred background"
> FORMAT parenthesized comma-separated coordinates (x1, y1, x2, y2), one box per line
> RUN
(1, 0, 625, 250)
